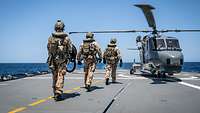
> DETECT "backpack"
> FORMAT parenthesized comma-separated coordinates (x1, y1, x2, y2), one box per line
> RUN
(48, 36, 69, 62)
(105, 46, 118, 63)
(82, 40, 96, 56)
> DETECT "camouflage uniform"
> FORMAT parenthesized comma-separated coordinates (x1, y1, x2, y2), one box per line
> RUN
(103, 38, 122, 85)
(77, 32, 102, 91)
(47, 20, 72, 100)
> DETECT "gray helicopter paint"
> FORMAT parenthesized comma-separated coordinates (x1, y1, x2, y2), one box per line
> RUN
(138, 35, 184, 74)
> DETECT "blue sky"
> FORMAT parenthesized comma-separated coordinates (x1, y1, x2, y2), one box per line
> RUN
(0, 0, 200, 63)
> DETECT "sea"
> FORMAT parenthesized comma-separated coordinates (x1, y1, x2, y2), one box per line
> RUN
(0, 62, 200, 80)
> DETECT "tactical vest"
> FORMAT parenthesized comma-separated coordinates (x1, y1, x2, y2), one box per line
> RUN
(82, 39, 96, 60)
(48, 33, 69, 64)
(105, 45, 118, 64)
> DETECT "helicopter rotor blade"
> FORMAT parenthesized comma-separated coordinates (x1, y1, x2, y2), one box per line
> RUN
(158, 29, 200, 33)
(69, 30, 152, 34)
(134, 4, 156, 30)
(69, 30, 134, 34)
(69, 29, 200, 34)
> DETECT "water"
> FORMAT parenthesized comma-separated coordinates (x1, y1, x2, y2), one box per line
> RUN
(0, 62, 200, 77)
(182, 62, 200, 73)
(0, 63, 49, 75)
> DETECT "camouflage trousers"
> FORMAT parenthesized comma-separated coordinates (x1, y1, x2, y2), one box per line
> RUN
(84, 62, 96, 86)
(105, 64, 117, 82)
(52, 63, 66, 95)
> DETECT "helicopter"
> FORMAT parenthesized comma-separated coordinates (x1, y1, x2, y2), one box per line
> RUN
(69, 4, 200, 76)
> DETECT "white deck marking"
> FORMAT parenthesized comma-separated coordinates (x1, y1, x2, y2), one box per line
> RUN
(179, 76, 200, 81)
(179, 82, 200, 90)
(23, 77, 132, 80)
(117, 74, 133, 78)
(0, 83, 9, 86)
(117, 74, 148, 79)
(23, 74, 200, 81)
(24, 74, 147, 80)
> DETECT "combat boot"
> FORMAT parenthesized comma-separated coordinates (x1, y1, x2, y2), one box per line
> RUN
(105, 78, 109, 85)
(112, 79, 116, 83)
(54, 93, 64, 101)
(86, 84, 91, 92)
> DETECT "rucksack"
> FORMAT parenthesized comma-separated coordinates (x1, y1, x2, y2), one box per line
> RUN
(82, 40, 96, 56)
(105, 47, 118, 61)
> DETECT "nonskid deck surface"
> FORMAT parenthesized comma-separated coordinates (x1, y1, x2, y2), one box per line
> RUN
(1, 70, 200, 113)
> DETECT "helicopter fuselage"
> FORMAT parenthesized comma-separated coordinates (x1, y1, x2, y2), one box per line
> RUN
(149, 50, 183, 73)
(139, 35, 183, 74)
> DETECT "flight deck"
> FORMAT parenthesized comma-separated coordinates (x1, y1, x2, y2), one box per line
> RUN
(1, 70, 200, 113)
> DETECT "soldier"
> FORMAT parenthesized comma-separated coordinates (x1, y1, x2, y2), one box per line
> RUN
(77, 32, 102, 91)
(47, 19, 72, 101)
(103, 38, 122, 85)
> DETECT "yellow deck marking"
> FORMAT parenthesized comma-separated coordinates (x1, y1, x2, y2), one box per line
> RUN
(8, 80, 103, 113)
(64, 89, 73, 93)
(8, 107, 27, 113)
(73, 87, 81, 90)
(47, 96, 53, 99)
(28, 99, 47, 106)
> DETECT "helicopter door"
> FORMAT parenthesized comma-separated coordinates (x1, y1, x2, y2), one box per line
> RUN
(148, 38, 156, 61)
(144, 39, 150, 63)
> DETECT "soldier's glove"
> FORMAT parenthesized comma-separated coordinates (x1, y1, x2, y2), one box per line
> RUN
(119, 59, 123, 67)
(103, 58, 106, 64)
(78, 60, 82, 65)
(98, 58, 102, 63)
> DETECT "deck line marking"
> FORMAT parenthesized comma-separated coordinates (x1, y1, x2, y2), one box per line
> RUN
(8, 80, 104, 113)
(117, 74, 132, 78)
(191, 76, 198, 79)
(8, 107, 27, 113)
(103, 81, 133, 113)
(179, 82, 200, 90)
(180, 76, 199, 80)
(23, 76, 200, 81)
(28, 99, 47, 106)
(64, 89, 73, 93)
(24, 76, 149, 80)
(47, 96, 53, 99)
(73, 87, 81, 90)
(0, 83, 9, 86)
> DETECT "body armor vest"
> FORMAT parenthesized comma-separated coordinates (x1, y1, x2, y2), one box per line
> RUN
(82, 40, 96, 59)
(48, 33, 69, 64)
(105, 45, 118, 64)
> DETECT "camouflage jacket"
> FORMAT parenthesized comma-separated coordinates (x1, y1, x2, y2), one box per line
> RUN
(103, 45, 121, 64)
(77, 40, 102, 63)
(47, 32, 72, 65)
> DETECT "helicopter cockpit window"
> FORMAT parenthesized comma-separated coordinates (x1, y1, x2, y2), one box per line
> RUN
(166, 39, 180, 48)
(156, 39, 165, 49)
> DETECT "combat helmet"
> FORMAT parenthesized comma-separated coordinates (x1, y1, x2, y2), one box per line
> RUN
(85, 32, 95, 41)
(110, 38, 117, 44)
(108, 38, 117, 47)
(54, 19, 65, 31)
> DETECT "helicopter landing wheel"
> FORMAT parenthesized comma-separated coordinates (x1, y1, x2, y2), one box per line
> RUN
(162, 72, 166, 78)
(168, 73, 173, 76)
(130, 69, 134, 75)
(157, 71, 161, 78)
